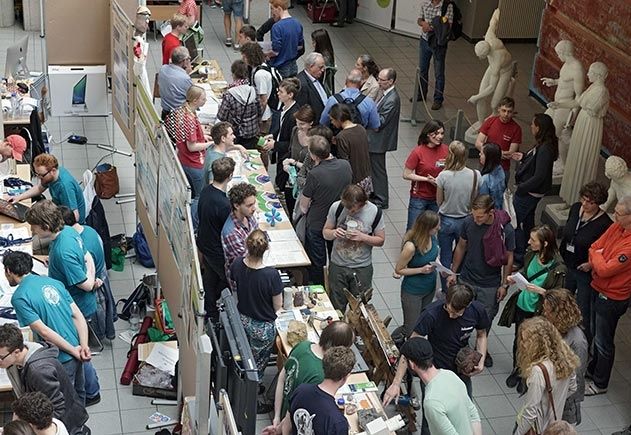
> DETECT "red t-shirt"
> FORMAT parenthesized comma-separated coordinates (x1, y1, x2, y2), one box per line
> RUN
(162, 33, 181, 65)
(479, 116, 522, 171)
(176, 114, 205, 169)
(405, 143, 449, 200)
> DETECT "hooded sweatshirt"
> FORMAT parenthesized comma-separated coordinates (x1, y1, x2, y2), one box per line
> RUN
(8, 342, 88, 434)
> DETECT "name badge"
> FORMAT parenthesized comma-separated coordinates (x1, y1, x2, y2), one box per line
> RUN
(435, 159, 445, 168)
(566, 243, 575, 253)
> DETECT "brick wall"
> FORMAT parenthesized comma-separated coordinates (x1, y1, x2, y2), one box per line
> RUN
(532, 0, 631, 162)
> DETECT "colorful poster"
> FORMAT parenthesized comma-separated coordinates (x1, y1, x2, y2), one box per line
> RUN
(356, 0, 395, 30)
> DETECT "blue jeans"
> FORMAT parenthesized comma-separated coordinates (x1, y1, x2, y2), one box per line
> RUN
(513, 192, 541, 264)
(62, 358, 86, 405)
(419, 38, 447, 103)
(438, 214, 466, 291)
(565, 268, 596, 347)
(276, 61, 298, 79)
(588, 295, 629, 389)
(84, 361, 100, 399)
(407, 197, 438, 231)
(305, 227, 327, 285)
(182, 165, 205, 199)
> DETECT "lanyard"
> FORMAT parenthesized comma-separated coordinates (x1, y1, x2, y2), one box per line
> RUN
(572, 209, 600, 241)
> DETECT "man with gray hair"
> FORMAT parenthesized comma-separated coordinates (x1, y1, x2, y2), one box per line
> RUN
(319, 69, 380, 129)
(158, 46, 193, 120)
(296, 52, 328, 121)
(585, 196, 631, 397)
(367, 68, 401, 209)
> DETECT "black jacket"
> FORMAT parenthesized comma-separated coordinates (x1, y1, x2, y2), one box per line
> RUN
(19, 343, 89, 433)
(515, 144, 556, 195)
(295, 70, 326, 122)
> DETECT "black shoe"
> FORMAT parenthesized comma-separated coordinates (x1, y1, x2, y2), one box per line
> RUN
(330, 21, 345, 27)
(517, 378, 528, 395)
(345, 18, 354, 24)
(408, 96, 423, 103)
(86, 394, 101, 407)
(431, 101, 442, 110)
(257, 401, 274, 414)
(506, 370, 519, 388)
(484, 352, 493, 368)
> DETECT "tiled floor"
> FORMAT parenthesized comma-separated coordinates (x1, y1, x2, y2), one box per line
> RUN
(2, 1, 630, 434)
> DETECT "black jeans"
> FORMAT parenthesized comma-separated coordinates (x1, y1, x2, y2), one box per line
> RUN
(419, 371, 472, 435)
(305, 227, 327, 285)
(589, 294, 630, 389)
(565, 268, 597, 347)
(513, 192, 542, 265)
(202, 255, 228, 322)
(513, 305, 536, 367)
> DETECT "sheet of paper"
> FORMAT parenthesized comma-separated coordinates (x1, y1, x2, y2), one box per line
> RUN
(429, 261, 456, 276)
(138, 341, 179, 362)
(266, 229, 297, 242)
(511, 272, 530, 290)
(146, 343, 179, 376)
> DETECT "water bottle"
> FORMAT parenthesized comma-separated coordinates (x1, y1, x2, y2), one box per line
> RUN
(129, 302, 141, 333)
(9, 93, 18, 119)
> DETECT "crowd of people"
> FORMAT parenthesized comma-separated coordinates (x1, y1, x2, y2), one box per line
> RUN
(0, 0, 627, 433)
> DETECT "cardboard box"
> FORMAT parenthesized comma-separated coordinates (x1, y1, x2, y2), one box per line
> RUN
(132, 378, 177, 400)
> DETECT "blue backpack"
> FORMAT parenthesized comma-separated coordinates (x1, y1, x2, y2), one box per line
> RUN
(133, 223, 154, 268)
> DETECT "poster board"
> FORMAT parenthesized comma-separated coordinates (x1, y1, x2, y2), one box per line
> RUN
(111, 0, 136, 149)
(356, 0, 395, 30)
(393, 0, 421, 38)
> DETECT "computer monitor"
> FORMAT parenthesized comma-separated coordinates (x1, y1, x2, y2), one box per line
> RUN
(183, 33, 202, 64)
(72, 75, 87, 108)
(5, 36, 29, 79)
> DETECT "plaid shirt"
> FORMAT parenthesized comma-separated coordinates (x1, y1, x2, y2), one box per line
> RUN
(178, 0, 198, 22)
(217, 85, 263, 140)
(221, 212, 259, 288)
(419, 0, 454, 40)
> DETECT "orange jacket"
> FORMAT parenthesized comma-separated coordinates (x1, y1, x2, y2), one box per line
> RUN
(589, 223, 631, 300)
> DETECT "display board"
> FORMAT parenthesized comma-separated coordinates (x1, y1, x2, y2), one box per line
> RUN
(134, 78, 160, 236)
(393, 0, 421, 38)
(356, 0, 395, 30)
(111, 0, 136, 149)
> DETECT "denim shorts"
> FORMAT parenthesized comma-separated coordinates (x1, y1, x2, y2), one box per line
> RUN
(223, 0, 244, 17)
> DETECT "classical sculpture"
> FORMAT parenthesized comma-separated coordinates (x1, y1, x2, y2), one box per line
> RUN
(559, 62, 610, 205)
(603, 156, 631, 212)
(133, 6, 152, 93)
(467, 9, 513, 129)
(541, 40, 585, 176)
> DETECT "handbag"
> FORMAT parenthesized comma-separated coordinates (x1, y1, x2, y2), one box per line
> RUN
(524, 363, 558, 435)
(94, 163, 120, 199)
(504, 189, 517, 228)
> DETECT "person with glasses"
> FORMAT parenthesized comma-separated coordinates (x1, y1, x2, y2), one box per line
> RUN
(382, 284, 489, 435)
(584, 195, 631, 397)
(158, 46, 193, 121)
(0, 324, 89, 434)
(559, 182, 612, 347)
(5, 153, 85, 224)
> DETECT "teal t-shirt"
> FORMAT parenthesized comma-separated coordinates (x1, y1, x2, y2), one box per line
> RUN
(517, 256, 551, 313)
(48, 226, 97, 317)
(202, 148, 226, 186)
(80, 225, 106, 279)
(11, 274, 80, 363)
(401, 236, 439, 295)
(46, 167, 86, 224)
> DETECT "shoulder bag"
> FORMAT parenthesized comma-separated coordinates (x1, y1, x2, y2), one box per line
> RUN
(524, 363, 557, 435)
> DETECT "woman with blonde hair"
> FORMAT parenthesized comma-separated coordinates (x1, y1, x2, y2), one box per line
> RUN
(542, 288, 588, 425)
(435, 140, 479, 290)
(166, 85, 213, 198)
(393, 210, 440, 338)
(230, 229, 283, 383)
(515, 317, 579, 435)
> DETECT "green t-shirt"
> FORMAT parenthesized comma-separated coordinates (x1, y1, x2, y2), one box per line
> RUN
(281, 340, 324, 416)
(516, 256, 551, 313)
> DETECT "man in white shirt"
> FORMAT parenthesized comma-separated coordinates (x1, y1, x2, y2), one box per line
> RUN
(296, 52, 329, 122)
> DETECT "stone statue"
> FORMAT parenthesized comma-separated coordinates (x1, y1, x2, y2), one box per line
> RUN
(541, 40, 585, 176)
(559, 62, 609, 206)
(467, 9, 513, 128)
(603, 156, 631, 212)
(133, 6, 152, 94)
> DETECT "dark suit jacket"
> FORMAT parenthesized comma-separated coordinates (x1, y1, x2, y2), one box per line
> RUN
(367, 87, 401, 153)
(295, 70, 327, 122)
(276, 102, 300, 161)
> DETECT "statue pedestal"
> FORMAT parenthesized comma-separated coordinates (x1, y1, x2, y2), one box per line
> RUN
(465, 122, 481, 158)
(541, 202, 570, 238)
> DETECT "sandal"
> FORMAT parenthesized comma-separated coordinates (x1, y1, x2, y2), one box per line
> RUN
(584, 380, 607, 396)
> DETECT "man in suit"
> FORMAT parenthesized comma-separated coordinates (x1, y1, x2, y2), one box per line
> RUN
(295, 52, 328, 121)
(367, 68, 401, 209)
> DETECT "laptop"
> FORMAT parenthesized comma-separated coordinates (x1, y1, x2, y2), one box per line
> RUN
(0, 199, 30, 222)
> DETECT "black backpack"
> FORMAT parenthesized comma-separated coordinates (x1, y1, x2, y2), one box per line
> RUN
(252, 63, 283, 111)
(116, 280, 152, 321)
(333, 93, 367, 126)
(442, 0, 463, 41)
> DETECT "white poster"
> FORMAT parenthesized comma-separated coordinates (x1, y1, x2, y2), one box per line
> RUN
(356, 0, 395, 30)
(393, 0, 421, 38)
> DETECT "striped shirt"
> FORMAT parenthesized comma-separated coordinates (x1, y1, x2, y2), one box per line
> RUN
(419, 0, 454, 40)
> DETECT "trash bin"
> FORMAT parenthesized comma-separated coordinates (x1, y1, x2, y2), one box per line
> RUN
(0, 0, 15, 27)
